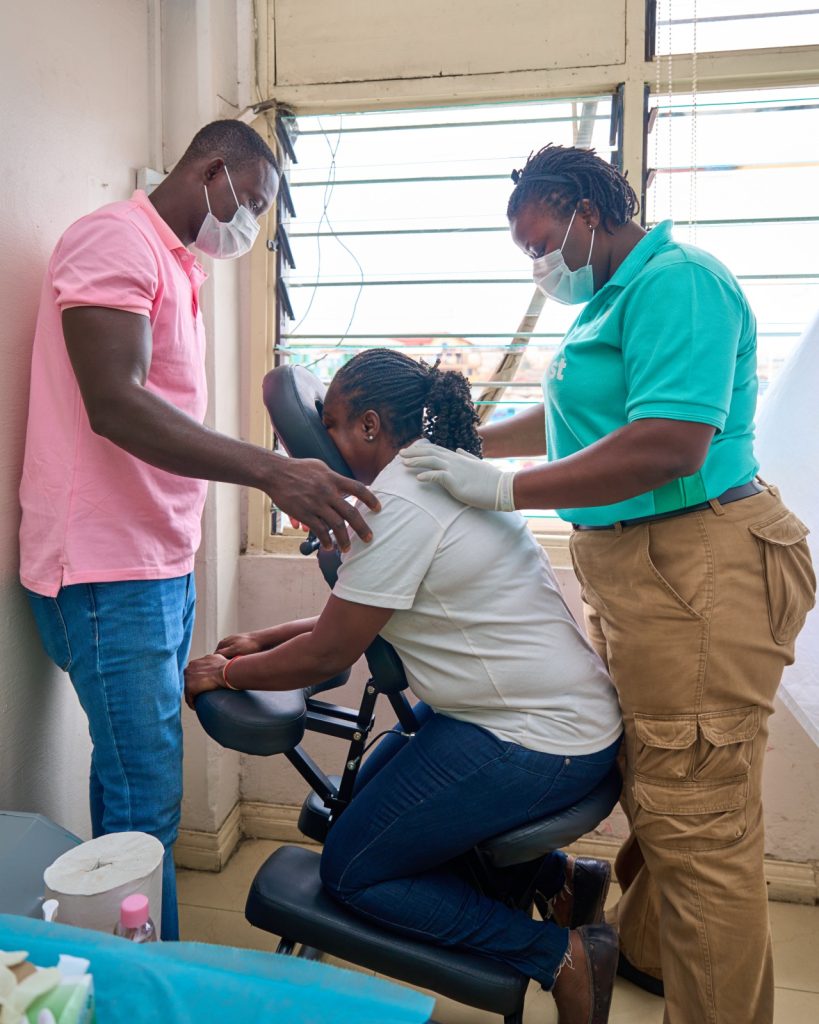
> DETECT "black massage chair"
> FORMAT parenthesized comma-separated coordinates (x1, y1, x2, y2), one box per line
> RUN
(195, 364, 621, 1024)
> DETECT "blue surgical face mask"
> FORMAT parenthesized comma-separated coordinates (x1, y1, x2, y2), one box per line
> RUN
(531, 209, 595, 304)
(195, 166, 260, 260)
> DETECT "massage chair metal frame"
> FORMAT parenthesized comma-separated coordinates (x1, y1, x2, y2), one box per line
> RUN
(195, 364, 621, 1024)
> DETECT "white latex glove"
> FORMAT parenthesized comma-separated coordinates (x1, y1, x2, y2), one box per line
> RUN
(399, 439, 516, 511)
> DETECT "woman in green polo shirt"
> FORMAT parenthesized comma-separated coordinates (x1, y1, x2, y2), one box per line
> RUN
(401, 145, 815, 1024)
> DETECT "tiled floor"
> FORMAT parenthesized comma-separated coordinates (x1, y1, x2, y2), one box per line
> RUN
(178, 839, 819, 1023)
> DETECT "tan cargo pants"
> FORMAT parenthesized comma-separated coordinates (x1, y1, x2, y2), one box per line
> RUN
(569, 485, 815, 1024)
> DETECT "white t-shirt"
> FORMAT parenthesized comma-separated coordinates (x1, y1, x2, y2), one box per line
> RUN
(335, 456, 622, 755)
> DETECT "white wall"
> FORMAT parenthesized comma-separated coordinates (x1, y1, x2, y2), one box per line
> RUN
(0, 0, 153, 838)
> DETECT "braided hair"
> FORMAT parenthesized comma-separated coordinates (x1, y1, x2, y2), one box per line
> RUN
(330, 348, 483, 457)
(506, 144, 639, 233)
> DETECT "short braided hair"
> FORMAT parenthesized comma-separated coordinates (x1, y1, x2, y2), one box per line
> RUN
(507, 144, 638, 233)
(330, 348, 482, 457)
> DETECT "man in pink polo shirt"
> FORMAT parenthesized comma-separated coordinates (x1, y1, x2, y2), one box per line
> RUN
(19, 120, 378, 940)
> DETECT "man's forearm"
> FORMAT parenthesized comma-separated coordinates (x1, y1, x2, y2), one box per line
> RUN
(63, 304, 379, 551)
(90, 383, 278, 488)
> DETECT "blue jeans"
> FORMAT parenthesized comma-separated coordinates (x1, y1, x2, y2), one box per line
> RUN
(25, 575, 196, 941)
(320, 704, 620, 987)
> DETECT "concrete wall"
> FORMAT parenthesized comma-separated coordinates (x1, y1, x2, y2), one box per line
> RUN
(273, 0, 627, 87)
(263, 0, 646, 117)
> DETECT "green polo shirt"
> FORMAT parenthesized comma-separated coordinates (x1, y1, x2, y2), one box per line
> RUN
(544, 220, 759, 526)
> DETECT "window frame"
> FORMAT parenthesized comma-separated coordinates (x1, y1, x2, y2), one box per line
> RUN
(245, 6, 819, 555)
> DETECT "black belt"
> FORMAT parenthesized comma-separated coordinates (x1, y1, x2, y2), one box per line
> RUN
(572, 480, 765, 531)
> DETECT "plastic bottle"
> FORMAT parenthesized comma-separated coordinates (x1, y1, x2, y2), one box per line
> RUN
(113, 893, 157, 942)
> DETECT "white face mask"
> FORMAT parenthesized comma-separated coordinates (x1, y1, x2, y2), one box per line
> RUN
(195, 166, 260, 260)
(532, 209, 595, 305)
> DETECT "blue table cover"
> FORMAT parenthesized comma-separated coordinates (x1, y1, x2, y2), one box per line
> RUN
(0, 914, 434, 1024)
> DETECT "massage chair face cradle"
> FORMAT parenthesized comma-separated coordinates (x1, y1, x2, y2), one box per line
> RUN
(194, 365, 621, 1023)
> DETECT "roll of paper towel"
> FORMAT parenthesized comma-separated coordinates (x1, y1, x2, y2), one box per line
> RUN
(43, 832, 163, 934)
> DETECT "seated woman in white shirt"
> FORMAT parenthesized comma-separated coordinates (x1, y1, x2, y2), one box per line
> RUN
(185, 348, 623, 1024)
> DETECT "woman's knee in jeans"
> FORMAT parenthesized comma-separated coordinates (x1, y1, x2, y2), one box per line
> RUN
(319, 845, 352, 902)
(320, 828, 371, 902)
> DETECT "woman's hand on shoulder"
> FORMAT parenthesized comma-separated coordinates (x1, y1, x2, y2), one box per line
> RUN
(400, 440, 517, 511)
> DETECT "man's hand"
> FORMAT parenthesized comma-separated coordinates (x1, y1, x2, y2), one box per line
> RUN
(184, 653, 228, 709)
(62, 307, 380, 552)
(266, 457, 380, 552)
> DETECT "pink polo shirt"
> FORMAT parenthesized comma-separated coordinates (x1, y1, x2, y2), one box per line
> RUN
(19, 191, 209, 596)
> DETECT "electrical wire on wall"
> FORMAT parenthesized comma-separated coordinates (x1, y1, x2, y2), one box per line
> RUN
(289, 118, 342, 338)
(689, 0, 699, 244)
(652, 1, 663, 225)
(288, 116, 366, 370)
(318, 119, 366, 350)
(250, 0, 280, 254)
(665, 0, 674, 223)
(652, 0, 675, 224)
(653, 1, 699, 239)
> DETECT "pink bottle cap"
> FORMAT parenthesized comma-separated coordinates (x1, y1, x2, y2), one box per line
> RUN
(120, 893, 150, 928)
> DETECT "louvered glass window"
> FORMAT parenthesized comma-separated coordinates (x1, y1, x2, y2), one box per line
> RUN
(276, 96, 616, 528)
